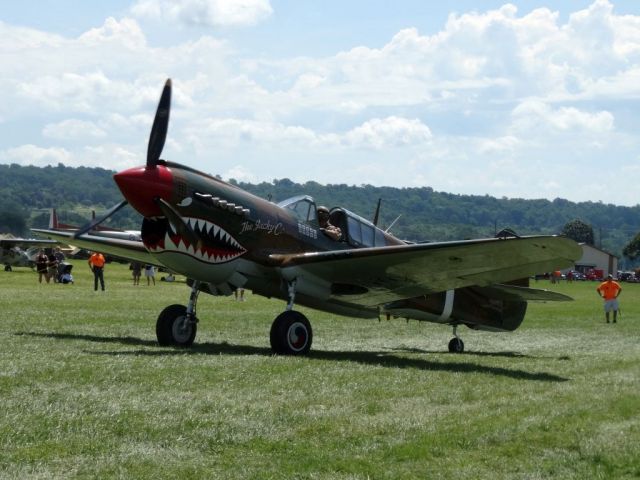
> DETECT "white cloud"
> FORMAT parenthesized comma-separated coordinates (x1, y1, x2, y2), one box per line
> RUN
(0, 143, 140, 170)
(131, 0, 273, 27)
(223, 164, 257, 183)
(511, 100, 614, 134)
(342, 117, 432, 150)
(83, 145, 141, 171)
(477, 136, 520, 154)
(1, 145, 72, 167)
(184, 116, 431, 153)
(2, 1, 640, 205)
(78, 17, 147, 49)
(43, 119, 107, 140)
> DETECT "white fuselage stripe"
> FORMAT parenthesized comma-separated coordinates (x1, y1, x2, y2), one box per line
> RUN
(438, 290, 455, 322)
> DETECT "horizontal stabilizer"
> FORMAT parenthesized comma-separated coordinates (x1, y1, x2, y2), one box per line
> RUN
(480, 284, 573, 302)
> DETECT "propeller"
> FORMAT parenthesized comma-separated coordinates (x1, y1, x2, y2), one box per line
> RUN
(147, 78, 172, 168)
(73, 79, 173, 237)
(72, 200, 129, 238)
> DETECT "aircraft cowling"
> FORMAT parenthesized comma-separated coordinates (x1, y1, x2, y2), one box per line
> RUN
(383, 285, 528, 332)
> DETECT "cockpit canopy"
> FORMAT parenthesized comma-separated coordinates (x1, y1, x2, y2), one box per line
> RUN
(278, 195, 399, 248)
(278, 195, 317, 223)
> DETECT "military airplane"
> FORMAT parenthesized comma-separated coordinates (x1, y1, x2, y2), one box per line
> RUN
(34, 79, 581, 354)
(49, 208, 142, 241)
(0, 234, 57, 271)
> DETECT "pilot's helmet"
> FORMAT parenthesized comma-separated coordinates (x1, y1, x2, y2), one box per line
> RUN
(318, 206, 329, 220)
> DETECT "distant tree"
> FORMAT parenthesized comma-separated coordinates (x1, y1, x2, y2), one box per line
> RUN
(623, 233, 640, 260)
(0, 208, 27, 236)
(561, 219, 594, 245)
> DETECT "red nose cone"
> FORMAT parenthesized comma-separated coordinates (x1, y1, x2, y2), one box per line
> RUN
(114, 165, 173, 217)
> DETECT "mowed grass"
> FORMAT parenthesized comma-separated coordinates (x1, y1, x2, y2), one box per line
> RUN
(1, 262, 639, 479)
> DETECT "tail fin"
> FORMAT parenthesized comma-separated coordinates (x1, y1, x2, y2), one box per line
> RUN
(49, 209, 58, 229)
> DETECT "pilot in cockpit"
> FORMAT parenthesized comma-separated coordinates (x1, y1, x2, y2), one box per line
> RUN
(317, 206, 342, 241)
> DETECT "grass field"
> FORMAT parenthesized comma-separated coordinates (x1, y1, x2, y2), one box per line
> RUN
(1, 261, 639, 479)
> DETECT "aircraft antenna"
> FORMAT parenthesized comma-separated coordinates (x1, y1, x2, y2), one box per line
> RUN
(373, 198, 381, 226)
(385, 214, 402, 234)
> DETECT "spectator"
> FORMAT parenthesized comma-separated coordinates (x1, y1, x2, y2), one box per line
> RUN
(596, 274, 622, 323)
(131, 262, 142, 285)
(35, 249, 50, 284)
(145, 264, 156, 286)
(88, 251, 106, 291)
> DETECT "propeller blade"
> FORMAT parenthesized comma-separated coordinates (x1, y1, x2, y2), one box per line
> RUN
(156, 198, 201, 248)
(73, 200, 128, 238)
(147, 78, 172, 168)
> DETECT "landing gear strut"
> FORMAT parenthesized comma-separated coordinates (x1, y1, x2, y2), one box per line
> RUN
(270, 280, 313, 355)
(156, 280, 200, 347)
(448, 325, 464, 353)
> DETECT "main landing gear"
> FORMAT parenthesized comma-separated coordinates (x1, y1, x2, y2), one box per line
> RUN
(269, 280, 313, 355)
(448, 325, 464, 353)
(156, 280, 199, 347)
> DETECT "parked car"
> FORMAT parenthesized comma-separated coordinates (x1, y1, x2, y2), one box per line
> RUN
(618, 271, 638, 282)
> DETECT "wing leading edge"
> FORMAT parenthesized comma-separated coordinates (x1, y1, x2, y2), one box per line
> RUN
(31, 228, 154, 265)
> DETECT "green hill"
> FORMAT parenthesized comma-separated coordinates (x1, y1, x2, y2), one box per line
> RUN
(1, 163, 638, 266)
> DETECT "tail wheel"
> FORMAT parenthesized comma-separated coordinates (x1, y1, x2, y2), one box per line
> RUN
(156, 304, 197, 347)
(270, 310, 313, 355)
(448, 337, 464, 353)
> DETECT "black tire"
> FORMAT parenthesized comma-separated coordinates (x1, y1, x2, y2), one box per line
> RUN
(156, 304, 197, 347)
(5, 265, 12, 272)
(448, 337, 464, 353)
(270, 310, 313, 355)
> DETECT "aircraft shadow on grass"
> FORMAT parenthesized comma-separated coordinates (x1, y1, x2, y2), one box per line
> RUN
(16, 331, 568, 382)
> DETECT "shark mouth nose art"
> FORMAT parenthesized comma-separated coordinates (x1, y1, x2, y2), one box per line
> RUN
(143, 216, 246, 264)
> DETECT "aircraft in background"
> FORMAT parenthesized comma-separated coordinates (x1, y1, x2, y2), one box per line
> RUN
(48, 208, 141, 242)
(34, 79, 581, 354)
(0, 235, 58, 271)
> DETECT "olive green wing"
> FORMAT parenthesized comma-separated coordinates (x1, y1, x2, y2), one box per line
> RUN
(270, 235, 581, 306)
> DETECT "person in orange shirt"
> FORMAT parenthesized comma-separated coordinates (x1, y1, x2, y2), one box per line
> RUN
(88, 251, 106, 291)
(596, 274, 622, 323)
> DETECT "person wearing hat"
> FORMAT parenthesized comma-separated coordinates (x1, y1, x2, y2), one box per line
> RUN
(317, 206, 341, 241)
(596, 274, 622, 323)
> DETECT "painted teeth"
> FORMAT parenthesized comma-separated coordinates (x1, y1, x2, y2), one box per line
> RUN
(147, 216, 246, 264)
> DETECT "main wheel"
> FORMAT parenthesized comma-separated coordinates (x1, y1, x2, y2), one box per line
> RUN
(4, 265, 12, 272)
(448, 337, 464, 353)
(156, 304, 197, 347)
(270, 310, 313, 355)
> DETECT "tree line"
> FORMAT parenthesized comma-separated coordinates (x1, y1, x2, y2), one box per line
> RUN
(1, 163, 639, 266)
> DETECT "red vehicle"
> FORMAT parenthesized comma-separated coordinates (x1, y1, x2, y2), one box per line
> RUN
(585, 269, 604, 281)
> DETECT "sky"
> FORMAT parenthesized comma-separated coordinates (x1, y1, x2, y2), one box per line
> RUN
(2, 0, 640, 206)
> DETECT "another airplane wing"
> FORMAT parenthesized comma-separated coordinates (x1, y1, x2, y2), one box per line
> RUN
(270, 235, 581, 306)
(31, 228, 155, 265)
(0, 237, 58, 248)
